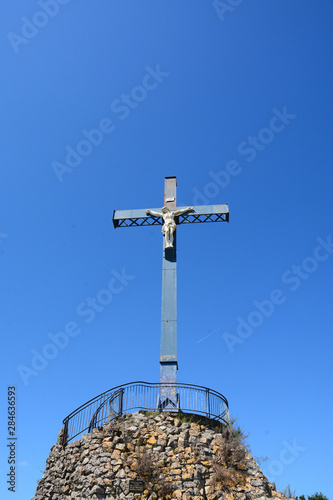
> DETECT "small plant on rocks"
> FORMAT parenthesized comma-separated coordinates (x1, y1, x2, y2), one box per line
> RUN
(283, 484, 296, 498)
(133, 449, 156, 480)
(211, 419, 250, 490)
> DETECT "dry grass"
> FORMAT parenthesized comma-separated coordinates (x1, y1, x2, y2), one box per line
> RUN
(210, 421, 250, 490)
(133, 449, 156, 480)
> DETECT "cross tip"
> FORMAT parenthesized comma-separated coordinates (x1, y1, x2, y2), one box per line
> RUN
(165, 176, 177, 185)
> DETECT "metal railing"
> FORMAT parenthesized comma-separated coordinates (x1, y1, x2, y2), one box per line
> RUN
(62, 381, 229, 446)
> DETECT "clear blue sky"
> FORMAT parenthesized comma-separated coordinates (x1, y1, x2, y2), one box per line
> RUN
(1, 1, 332, 498)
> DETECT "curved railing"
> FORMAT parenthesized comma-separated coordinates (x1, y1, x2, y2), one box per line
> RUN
(62, 381, 229, 446)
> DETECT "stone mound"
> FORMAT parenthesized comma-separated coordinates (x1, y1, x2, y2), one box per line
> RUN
(33, 412, 292, 500)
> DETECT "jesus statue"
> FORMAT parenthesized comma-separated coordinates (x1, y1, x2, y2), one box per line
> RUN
(146, 206, 193, 248)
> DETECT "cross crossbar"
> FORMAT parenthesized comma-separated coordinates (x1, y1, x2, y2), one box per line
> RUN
(113, 204, 229, 228)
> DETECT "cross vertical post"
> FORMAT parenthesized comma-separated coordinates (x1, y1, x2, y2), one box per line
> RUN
(159, 177, 178, 409)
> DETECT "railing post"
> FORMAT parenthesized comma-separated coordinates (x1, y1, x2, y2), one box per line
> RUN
(62, 419, 69, 448)
(206, 388, 211, 419)
(119, 389, 124, 416)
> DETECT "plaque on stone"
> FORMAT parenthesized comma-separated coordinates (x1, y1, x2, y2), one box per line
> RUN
(129, 480, 144, 493)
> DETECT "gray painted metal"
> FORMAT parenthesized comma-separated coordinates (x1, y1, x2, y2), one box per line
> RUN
(160, 249, 177, 362)
(112, 204, 229, 228)
(159, 177, 178, 408)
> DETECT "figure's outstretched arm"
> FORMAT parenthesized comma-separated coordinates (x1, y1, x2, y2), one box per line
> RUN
(146, 209, 163, 218)
(174, 206, 194, 216)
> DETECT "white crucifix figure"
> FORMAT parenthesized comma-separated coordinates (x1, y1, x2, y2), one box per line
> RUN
(146, 206, 193, 248)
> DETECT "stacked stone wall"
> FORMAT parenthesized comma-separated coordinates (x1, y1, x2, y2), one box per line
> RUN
(33, 412, 292, 500)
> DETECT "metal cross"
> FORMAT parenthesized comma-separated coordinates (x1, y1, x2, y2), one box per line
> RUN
(113, 177, 229, 409)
